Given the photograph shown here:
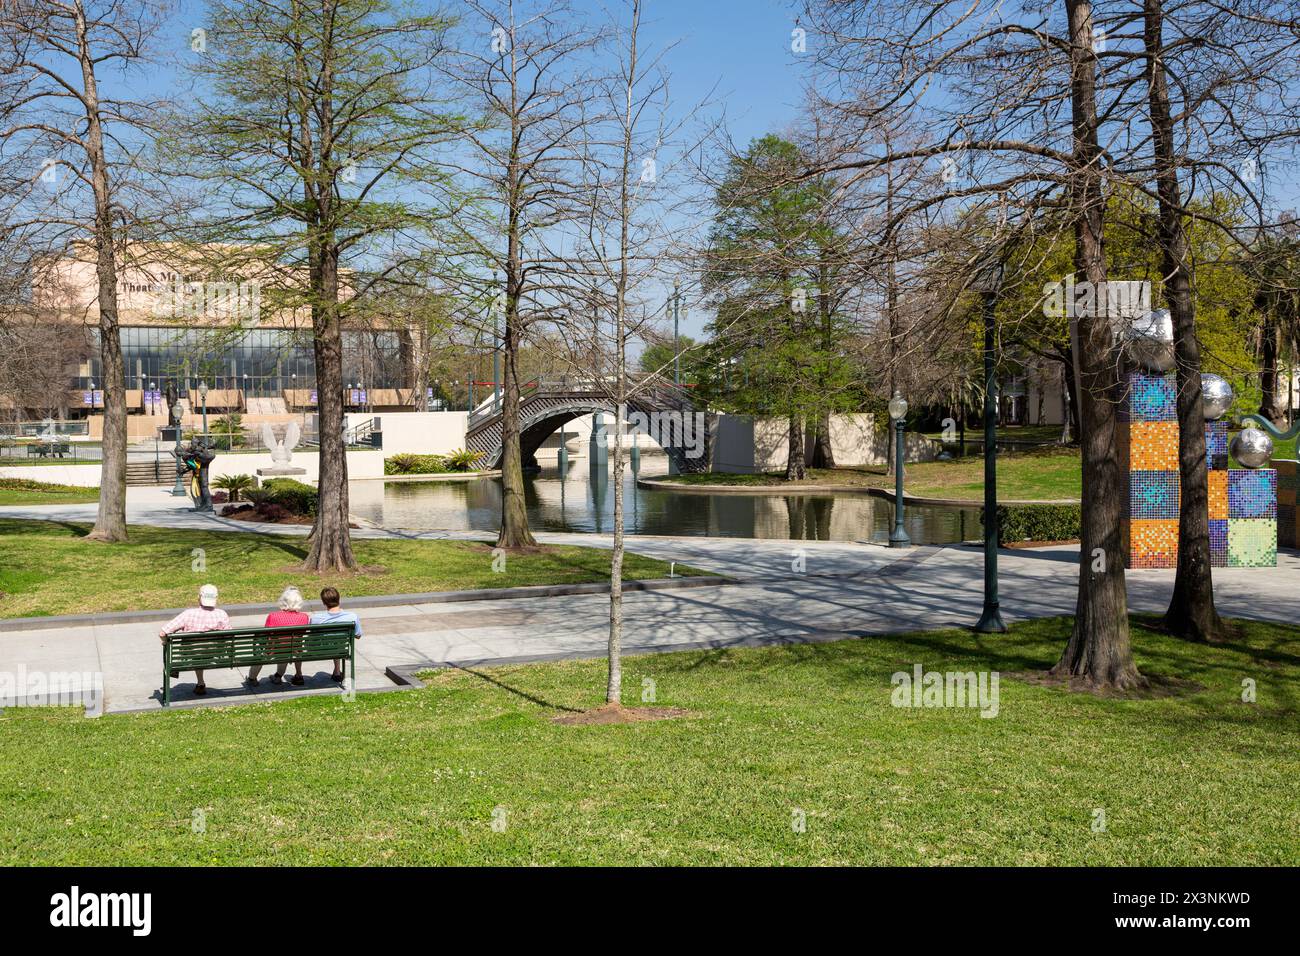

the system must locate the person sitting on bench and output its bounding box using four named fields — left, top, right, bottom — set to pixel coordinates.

left=245, top=586, right=309, bottom=686
left=159, top=584, right=231, bottom=696
left=310, top=586, right=362, bottom=683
